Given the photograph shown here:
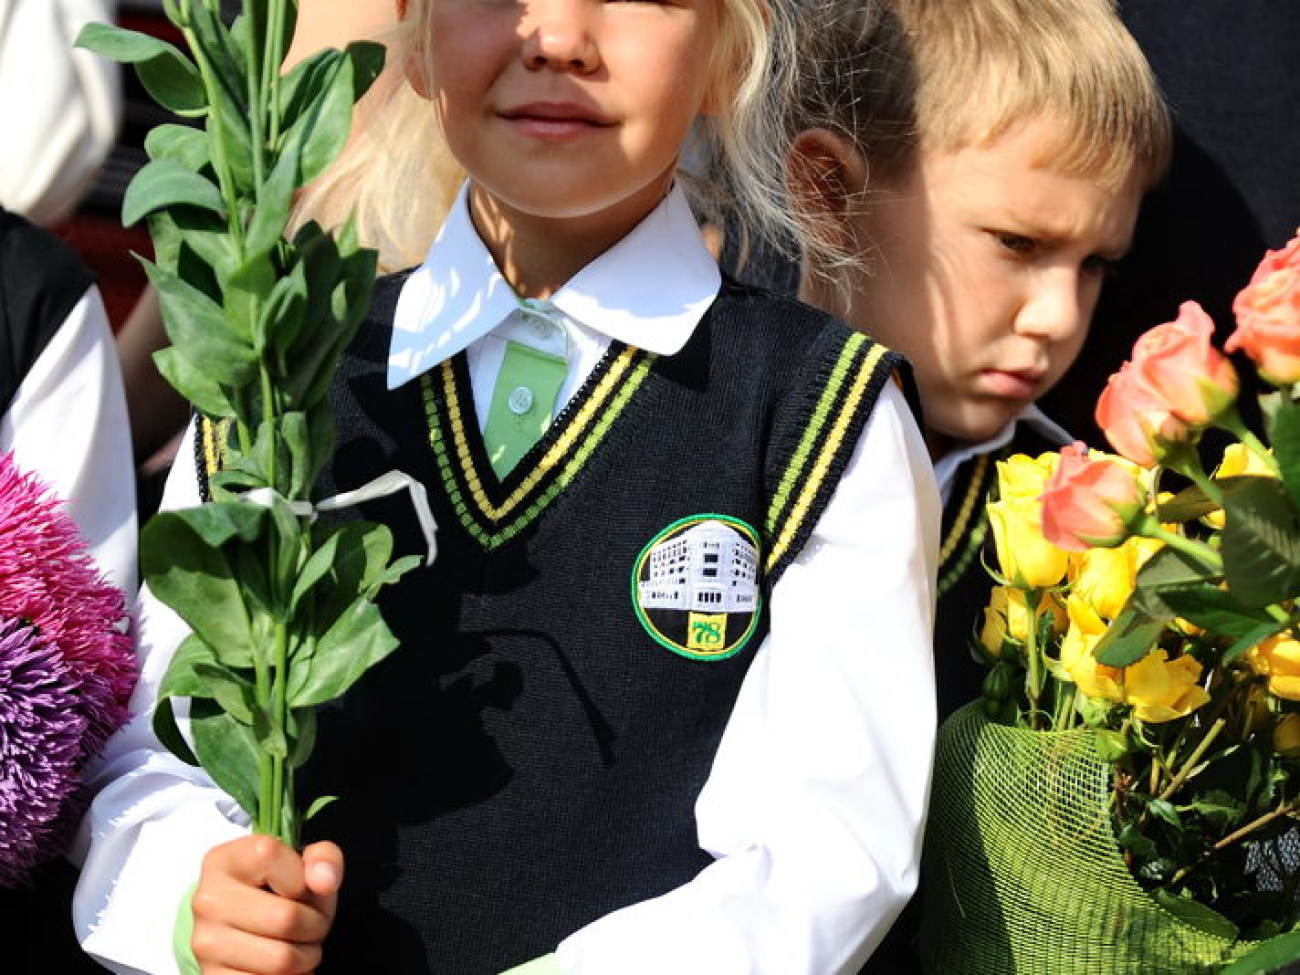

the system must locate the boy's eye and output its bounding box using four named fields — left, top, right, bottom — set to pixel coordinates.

left=1081, top=253, right=1118, bottom=276
left=994, top=232, right=1035, bottom=255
